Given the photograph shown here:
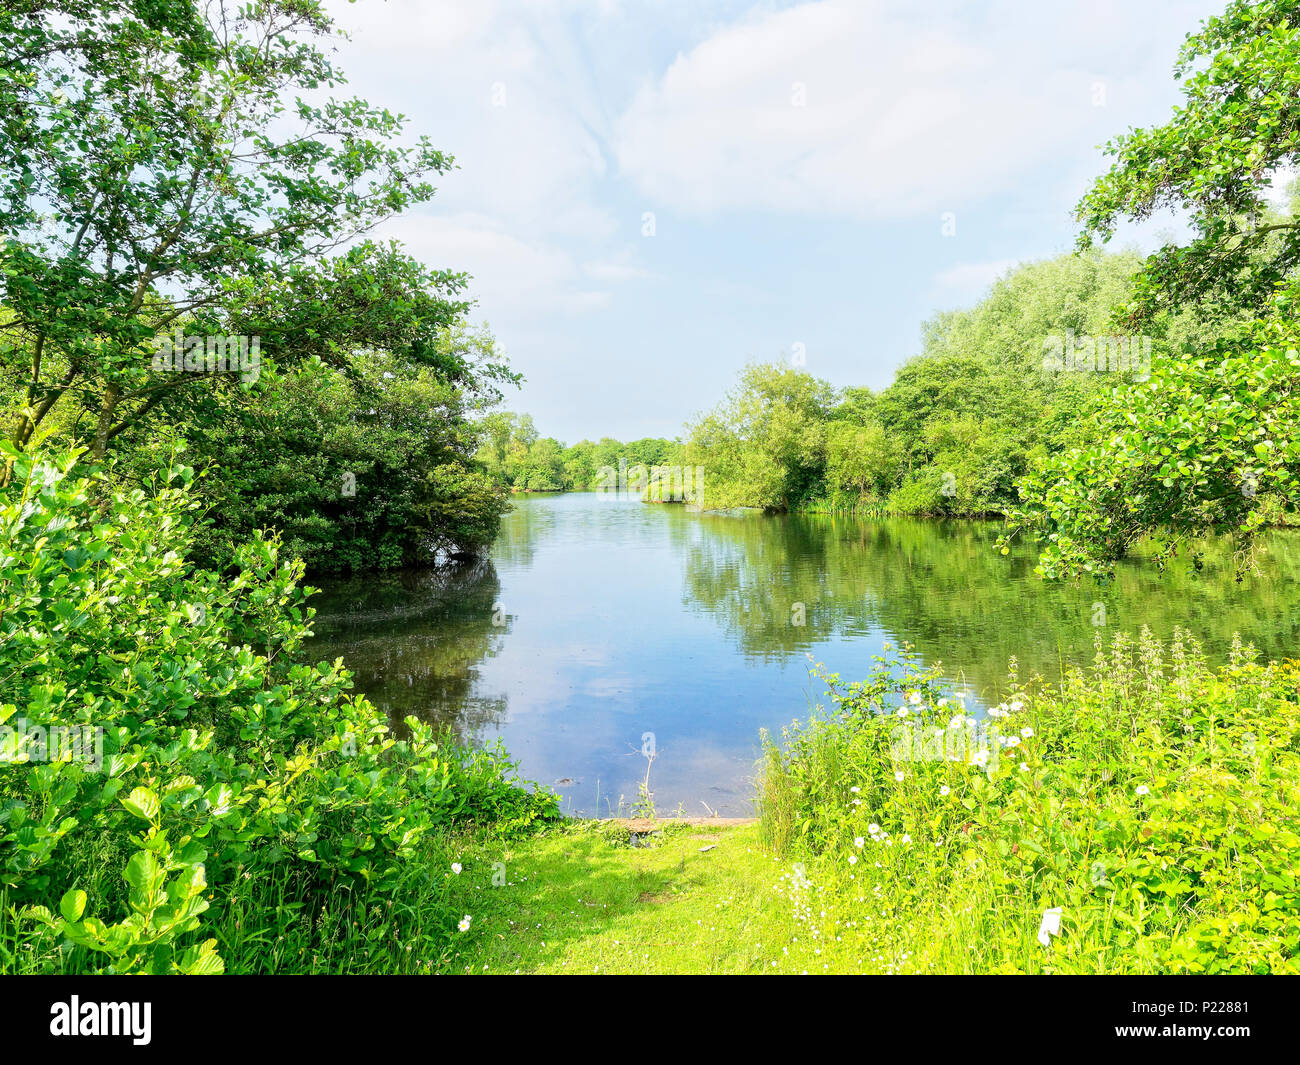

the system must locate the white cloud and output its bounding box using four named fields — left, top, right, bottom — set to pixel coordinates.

left=380, top=213, right=608, bottom=317
left=612, top=0, right=1210, bottom=220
